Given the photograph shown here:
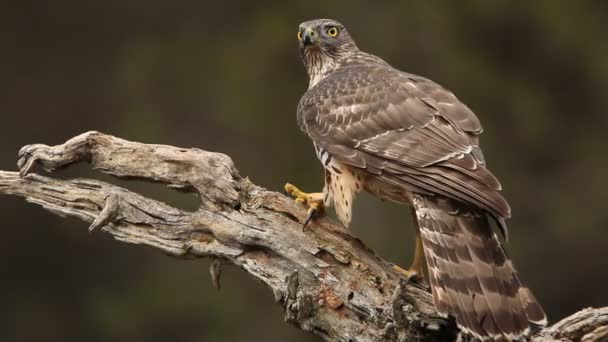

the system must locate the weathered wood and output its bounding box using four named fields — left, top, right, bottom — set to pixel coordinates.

left=0, top=131, right=605, bottom=341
